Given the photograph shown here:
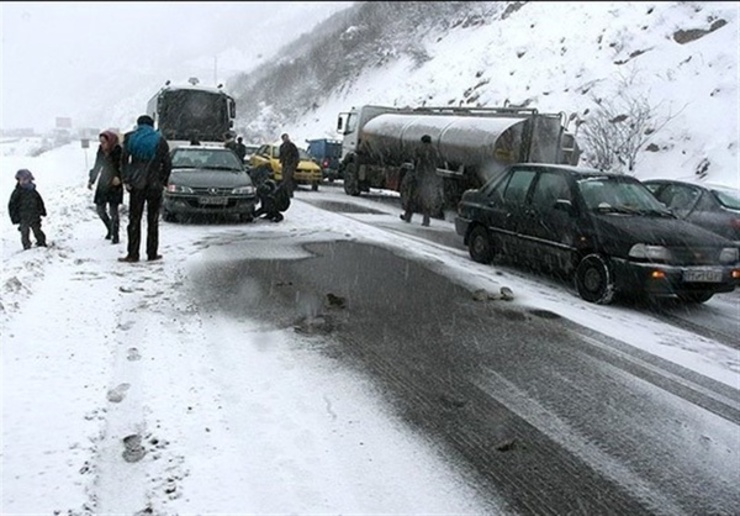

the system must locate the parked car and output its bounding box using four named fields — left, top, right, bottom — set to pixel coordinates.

left=455, top=164, right=740, bottom=304
left=163, top=145, right=257, bottom=223
left=306, top=138, right=343, bottom=182
left=248, top=143, right=322, bottom=191
left=642, top=179, right=740, bottom=245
